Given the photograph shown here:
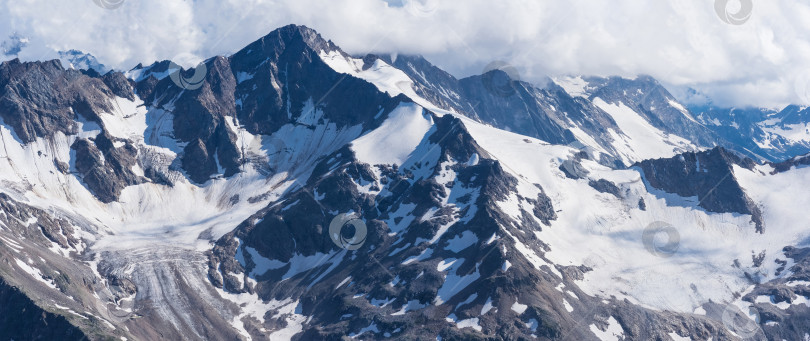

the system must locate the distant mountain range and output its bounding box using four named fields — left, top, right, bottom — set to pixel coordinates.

left=0, top=24, right=809, bottom=340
